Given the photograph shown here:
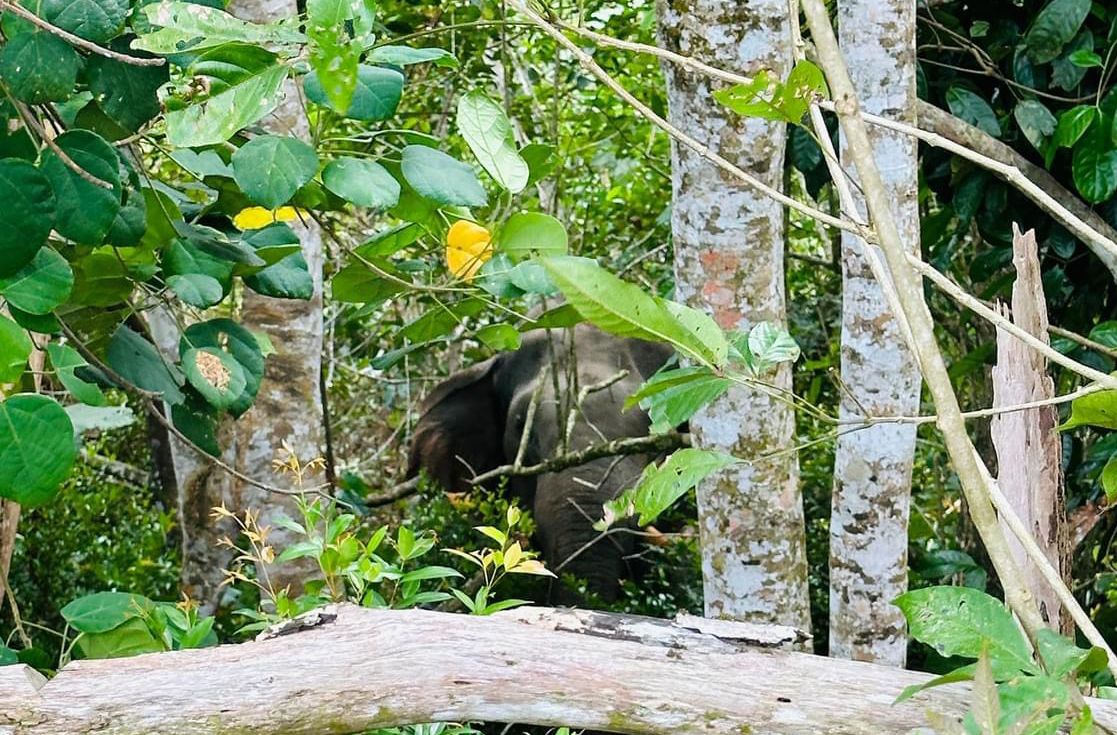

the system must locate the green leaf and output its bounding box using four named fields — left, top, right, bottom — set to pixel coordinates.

left=1103, top=455, right=1117, bottom=502
left=0, top=248, right=73, bottom=315
left=1055, top=105, right=1097, bottom=148
left=714, top=70, right=785, bottom=121
left=47, top=343, right=105, bottom=406
left=748, top=322, right=800, bottom=372
left=475, top=324, right=521, bottom=351
left=0, top=32, right=81, bottom=103
left=354, top=222, right=423, bottom=258
left=457, top=91, right=529, bottom=193
left=1013, top=100, right=1057, bottom=151
left=0, top=316, right=31, bottom=383
left=946, top=87, right=1001, bottom=138
left=368, top=45, right=457, bottom=67
left=243, top=249, right=313, bottom=300
left=167, top=273, right=224, bottom=308
left=0, top=161, right=56, bottom=277
left=632, top=367, right=729, bottom=434
left=475, top=254, right=524, bottom=299
left=400, top=145, right=488, bottom=207
left=66, top=404, right=135, bottom=435
left=1025, top=0, right=1092, bottom=64
left=0, top=394, right=76, bottom=506
left=541, top=256, right=728, bottom=367
left=1035, top=628, right=1108, bottom=678
left=180, top=319, right=265, bottom=417
left=308, top=28, right=361, bottom=118
left=41, top=130, right=122, bottom=245
left=521, top=143, right=556, bottom=186
left=231, top=135, right=319, bottom=209
left=304, top=64, right=403, bottom=121
left=894, top=586, right=1039, bottom=678
left=133, top=1, right=305, bottom=54
left=1069, top=48, right=1104, bottom=68
left=172, top=390, right=219, bottom=455
left=996, top=675, right=1067, bottom=734
left=175, top=222, right=265, bottom=268
left=166, top=47, right=289, bottom=148
left=61, top=591, right=153, bottom=633
left=181, top=347, right=247, bottom=411
left=107, top=325, right=186, bottom=405
left=598, top=449, right=736, bottom=529
left=322, top=157, right=400, bottom=209
left=507, top=261, right=558, bottom=295
left=70, top=252, right=132, bottom=307
left=0, top=644, right=16, bottom=665
left=1051, top=30, right=1094, bottom=91
left=39, top=0, right=129, bottom=43
left=331, top=262, right=406, bottom=305
left=499, top=212, right=568, bottom=261
left=1072, top=125, right=1117, bottom=204
left=85, top=44, right=168, bottom=132
left=76, top=617, right=164, bottom=659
